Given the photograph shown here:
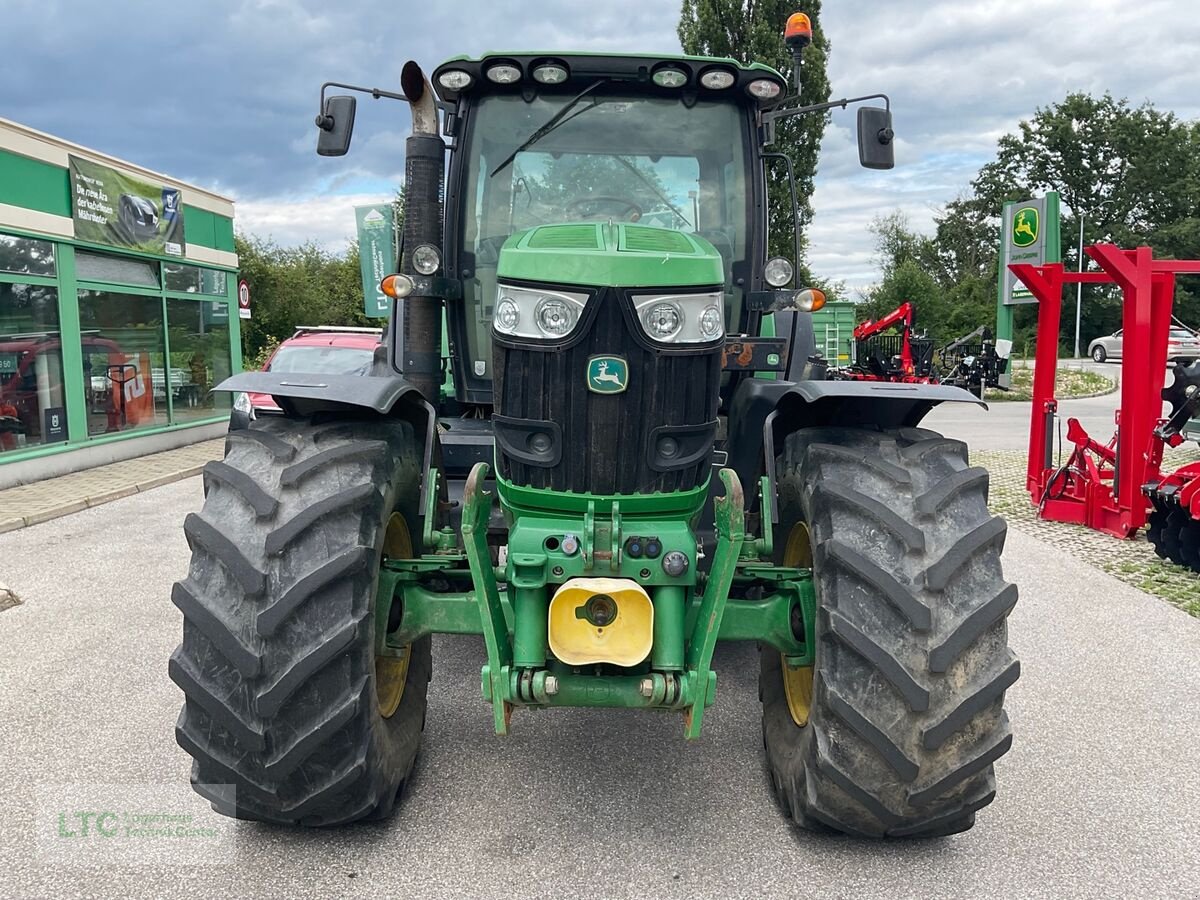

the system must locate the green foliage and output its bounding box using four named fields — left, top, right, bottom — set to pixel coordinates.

left=235, top=234, right=375, bottom=362
left=678, top=0, right=831, bottom=278
left=867, top=92, right=1200, bottom=351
